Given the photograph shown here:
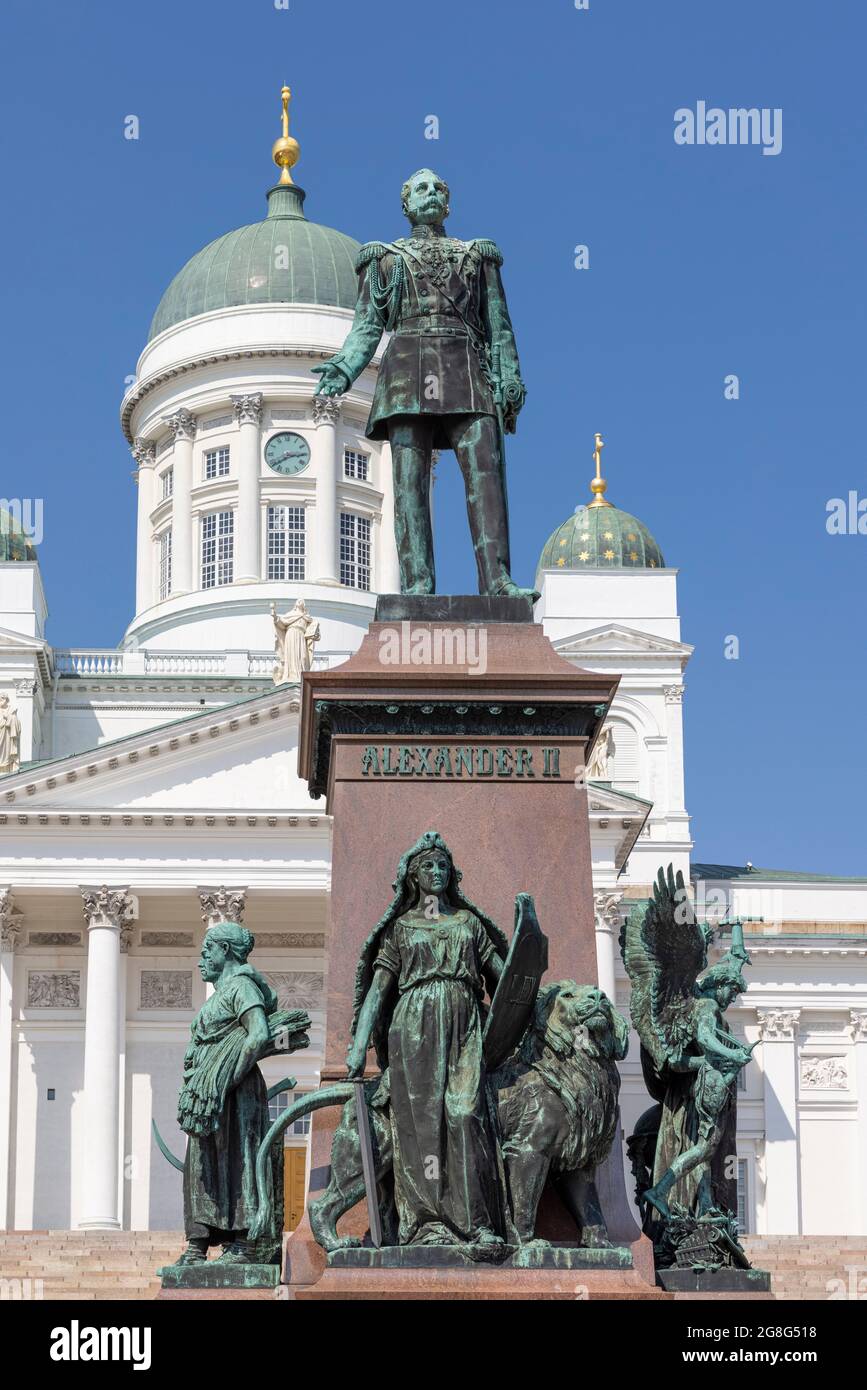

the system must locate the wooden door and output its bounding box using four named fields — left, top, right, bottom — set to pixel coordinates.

left=283, top=1146, right=308, bottom=1231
